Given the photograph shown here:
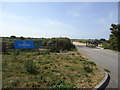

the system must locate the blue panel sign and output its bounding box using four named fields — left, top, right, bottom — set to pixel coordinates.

left=34, top=40, right=42, bottom=49
left=14, top=40, right=34, bottom=49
